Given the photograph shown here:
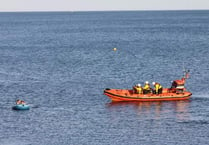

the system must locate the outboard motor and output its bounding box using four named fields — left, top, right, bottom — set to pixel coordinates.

left=170, top=79, right=185, bottom=93
left=170, top=70, right=189, bottom=94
